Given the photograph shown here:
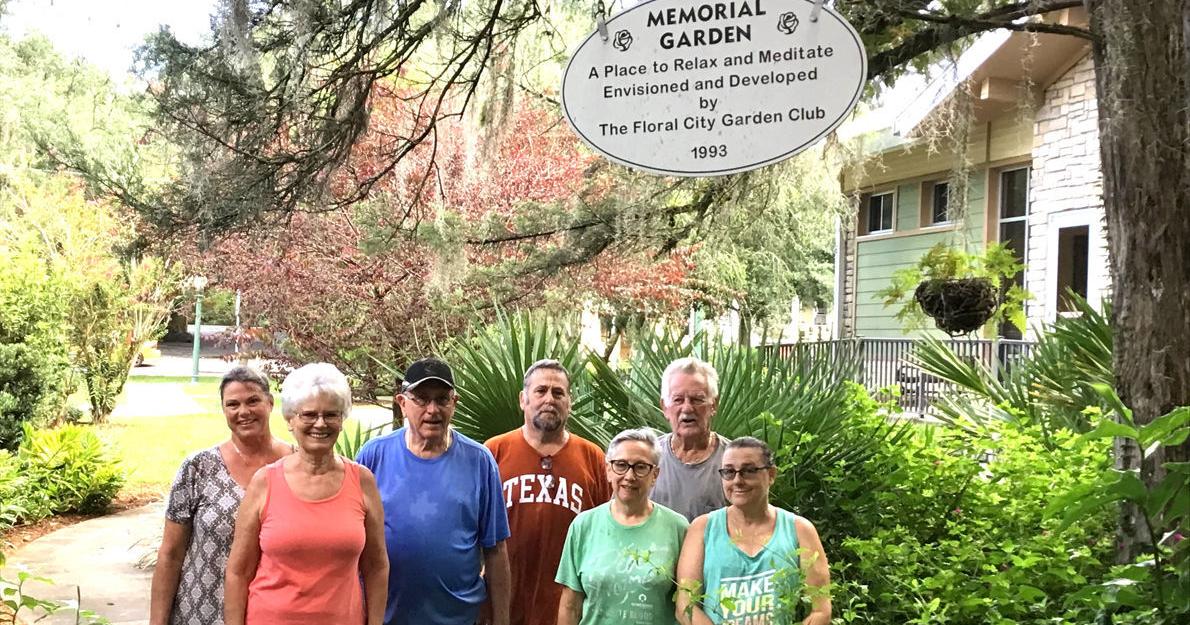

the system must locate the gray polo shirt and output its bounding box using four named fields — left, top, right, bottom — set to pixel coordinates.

left=651, top=432, right=730, bottom=521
